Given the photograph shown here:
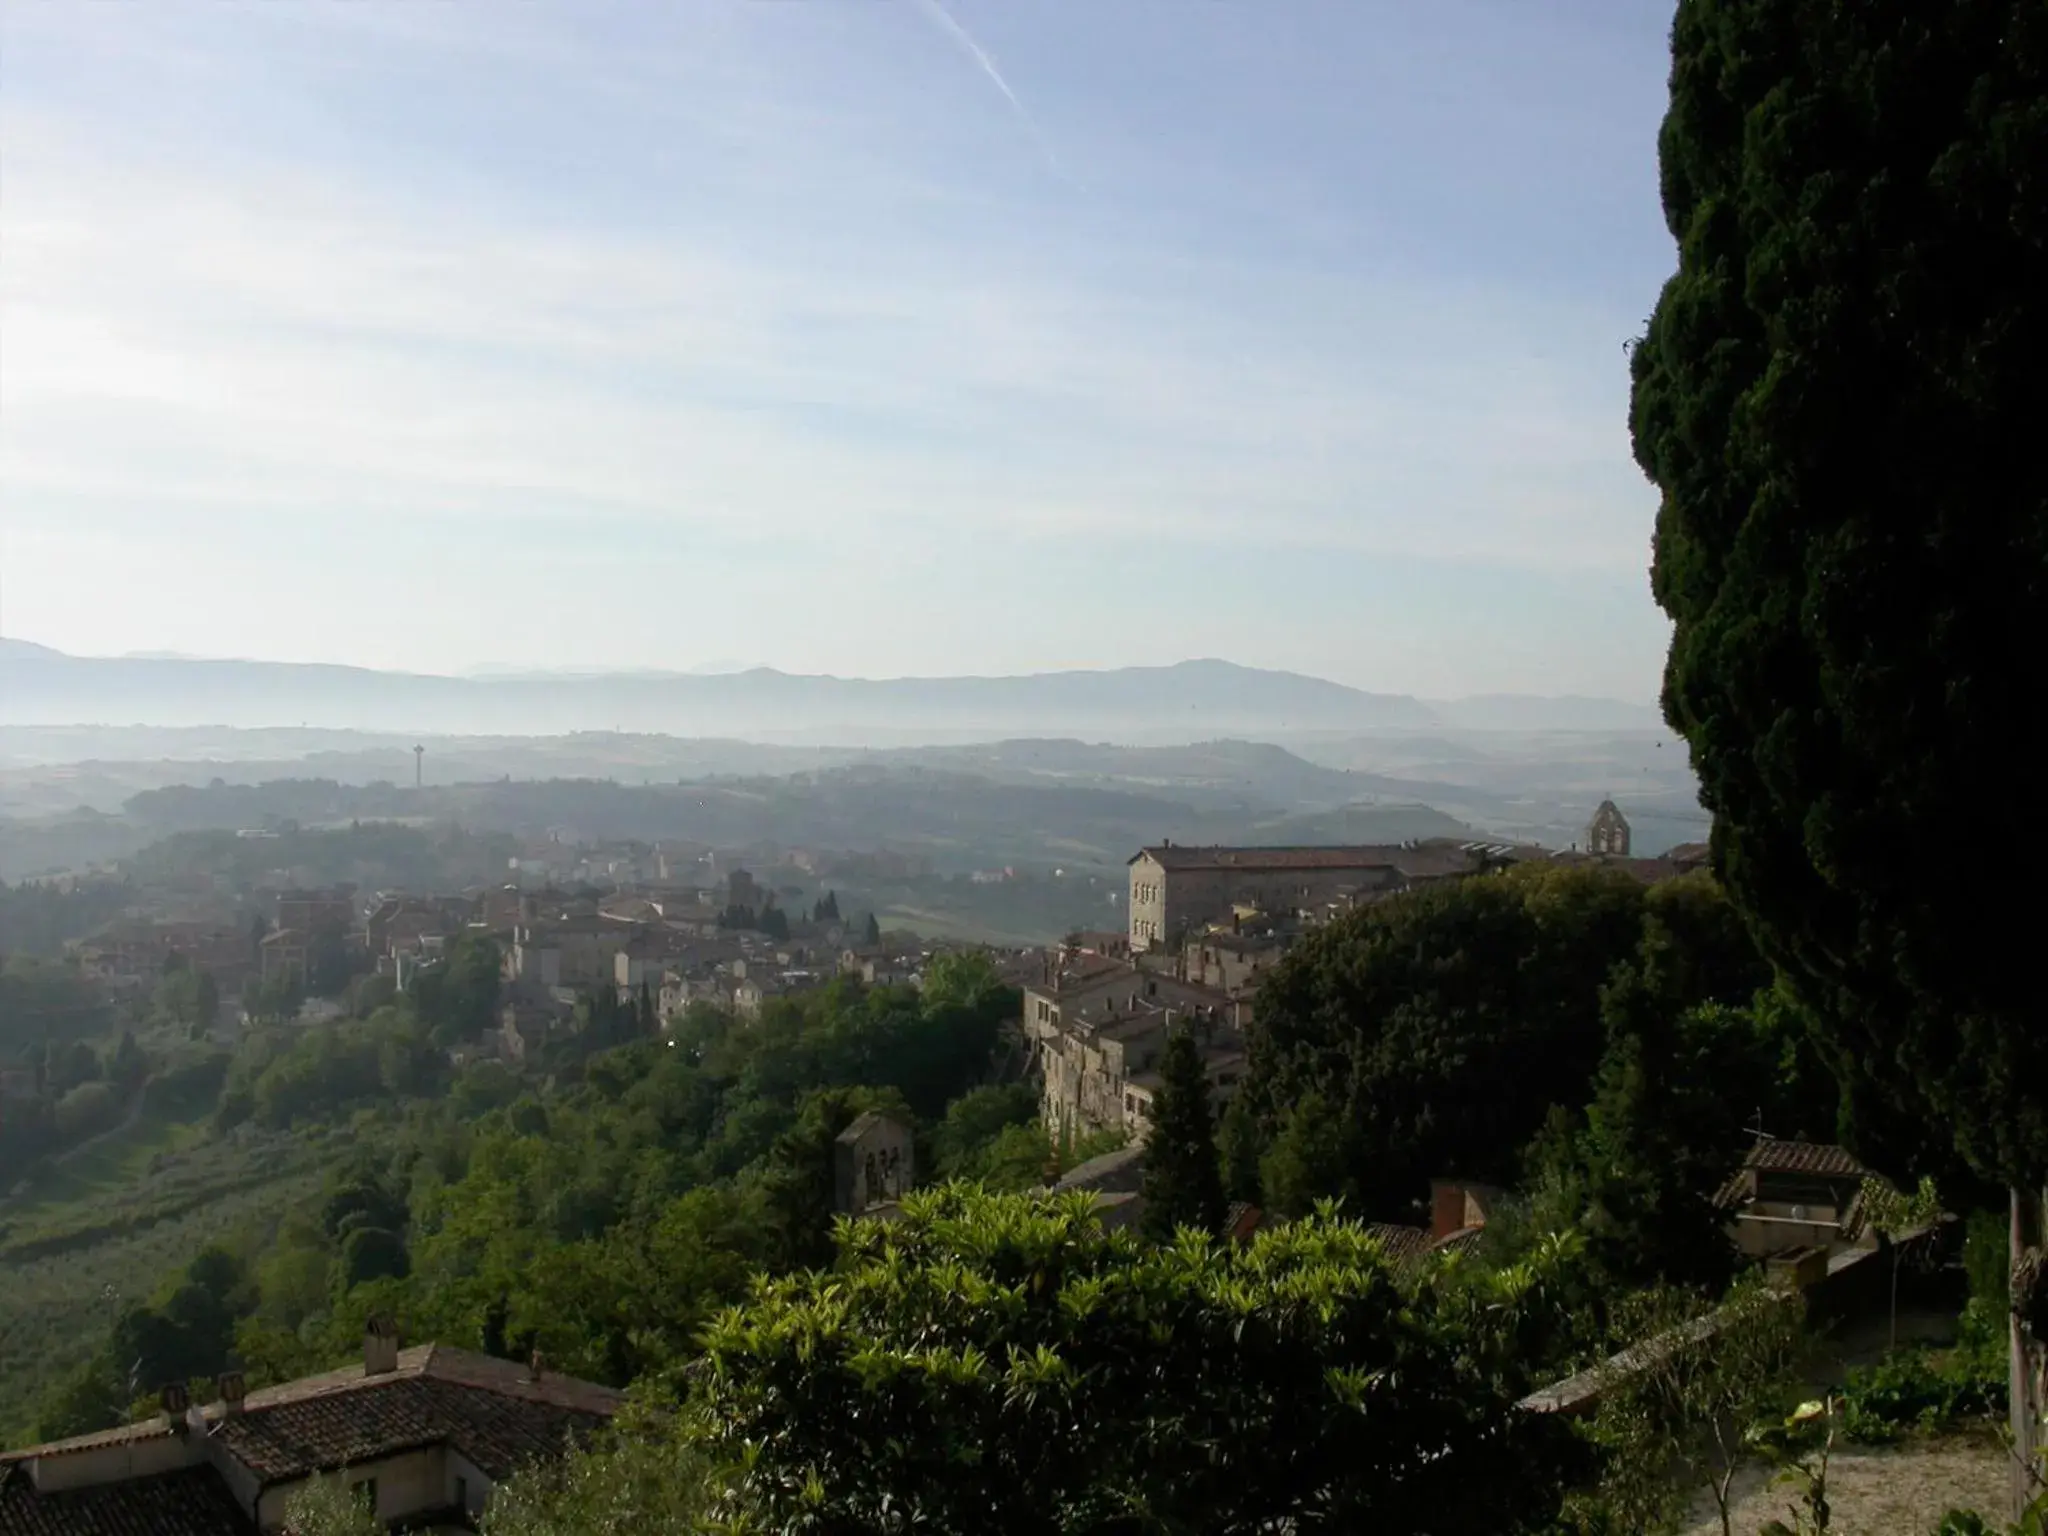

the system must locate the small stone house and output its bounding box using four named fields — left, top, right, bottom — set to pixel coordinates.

left=0, top=1321, right=621, bottom=1533
left=834, top=1111, right=914, bottom=1214
left=1715, top=1136, right=1875, bottom=1258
